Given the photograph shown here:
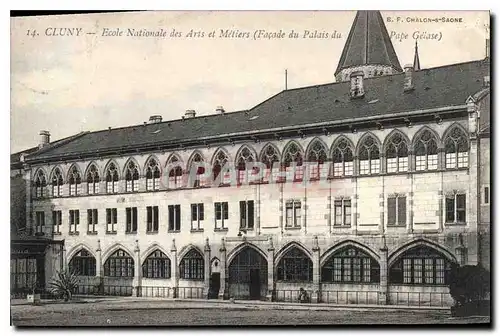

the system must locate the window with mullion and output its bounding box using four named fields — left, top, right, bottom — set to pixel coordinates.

left=35, top=211, right=45, bottom=233
left=69, top=210, right=80, bottom=233
left=445, top=127, right=469, bottom=169
left=215, top=202, right=229, bottom=229
left=52, top=210, right=62, bottom=234
left=333, top=199, right=351, bottom=226
left=387, top=195, right=406, bottom=226
left=126, top=207, right=138, bottom=233
left=146, top=206, right=159, bottom=232
left=191, top=203, right=204, bottom=230
left=142, top=250, right=171, bottom=279
left=168, top=205, right=181, bottom=231
left=239, top=200, right=254, bottom=230
left=445, top=193, right=466, bottom=224
left=106, top=208, right=117, bottom=233
left=285, top=200, right=301, bottom=228
left=87, top=209, right=98, bottom=233
left=321, top=247, right=379, bottom=283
